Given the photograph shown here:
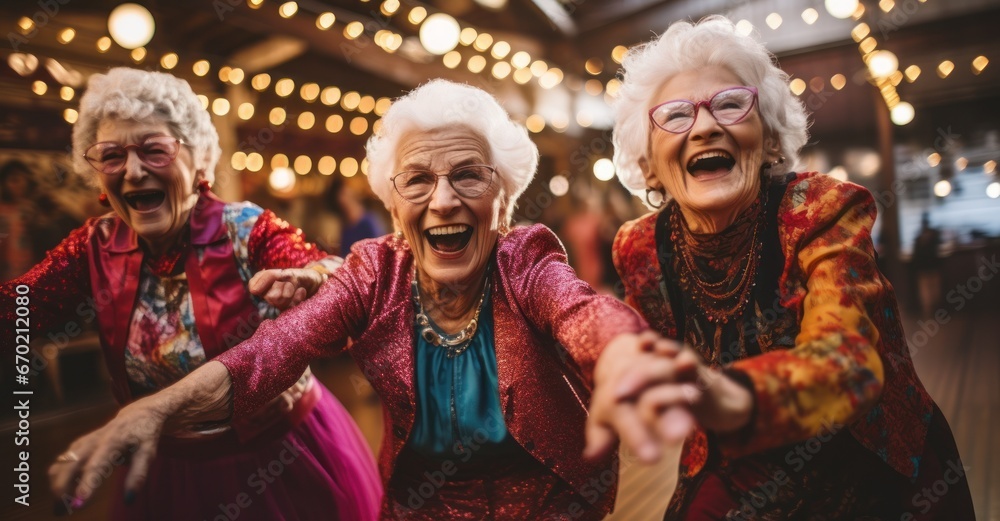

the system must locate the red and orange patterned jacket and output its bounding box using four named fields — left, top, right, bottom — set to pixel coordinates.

left=613, top=172, right=934, bottom=480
